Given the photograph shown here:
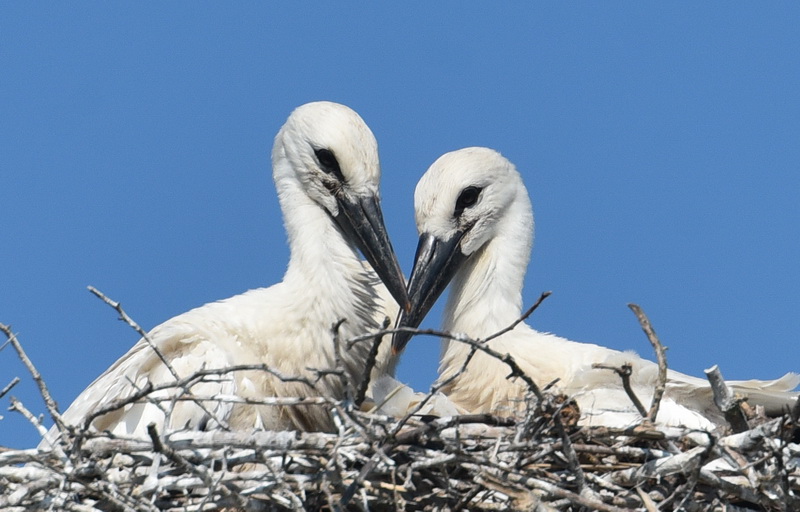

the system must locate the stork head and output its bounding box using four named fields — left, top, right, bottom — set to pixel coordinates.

left=392, top=147, right=529, bottom=353
left=272, top=102, right=409, bottom=310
